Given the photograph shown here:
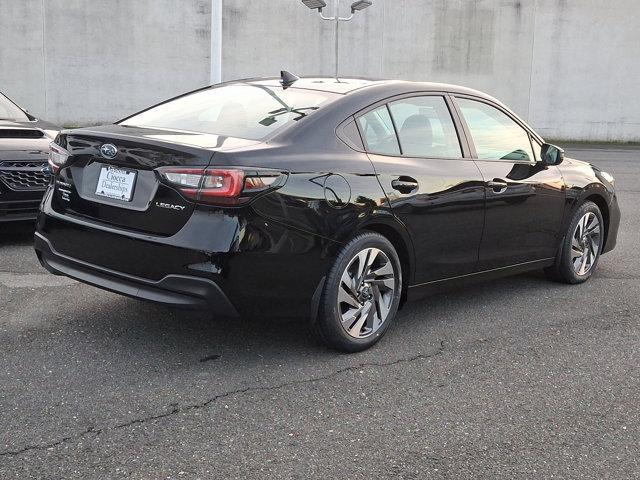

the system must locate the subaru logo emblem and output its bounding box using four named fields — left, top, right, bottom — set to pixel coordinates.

left=100, top=144, right=118, bottom=159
